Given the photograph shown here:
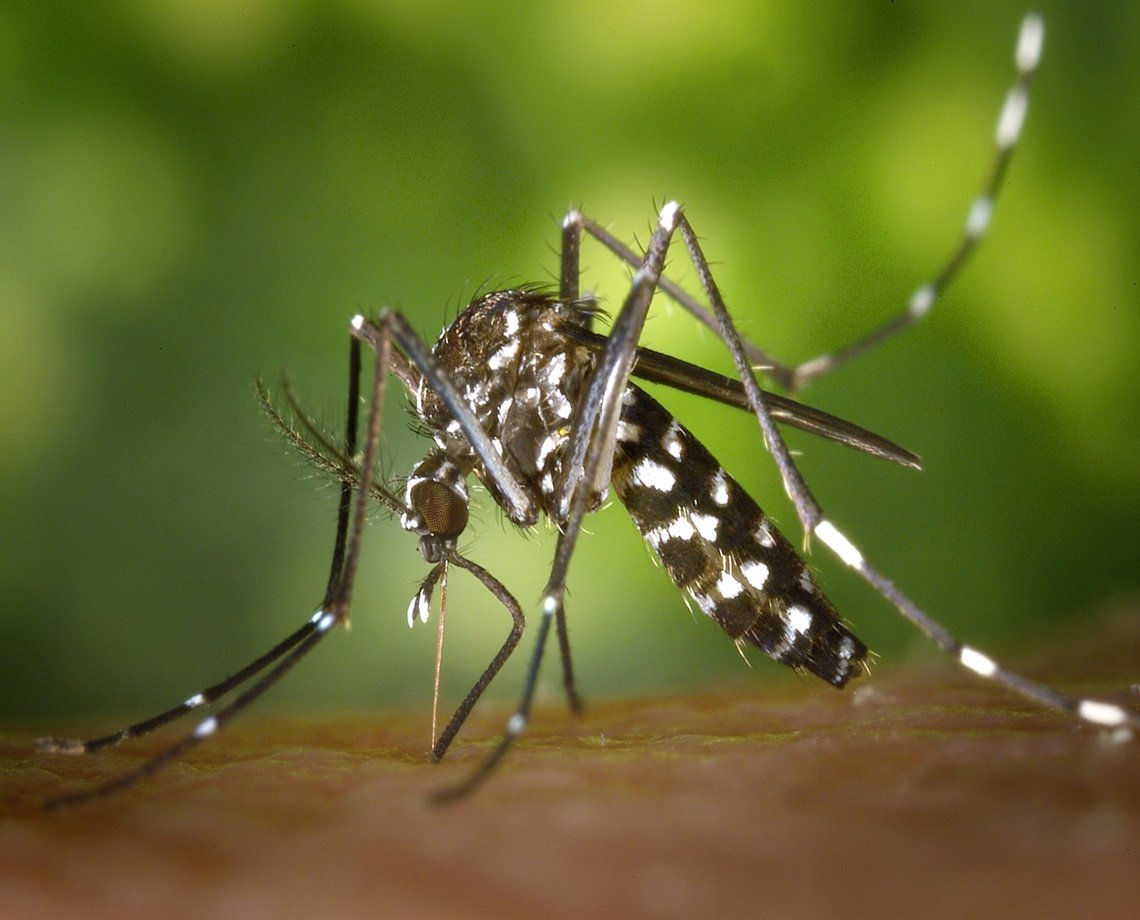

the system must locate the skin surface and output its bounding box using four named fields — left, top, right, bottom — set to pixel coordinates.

left=2, top=611, right=1137, bottom=920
